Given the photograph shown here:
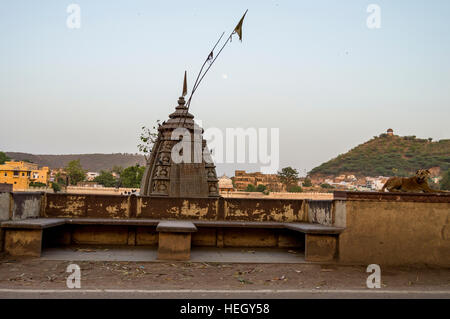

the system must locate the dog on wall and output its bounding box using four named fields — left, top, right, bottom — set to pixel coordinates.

left=381, top=169, right=445, bottom=193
